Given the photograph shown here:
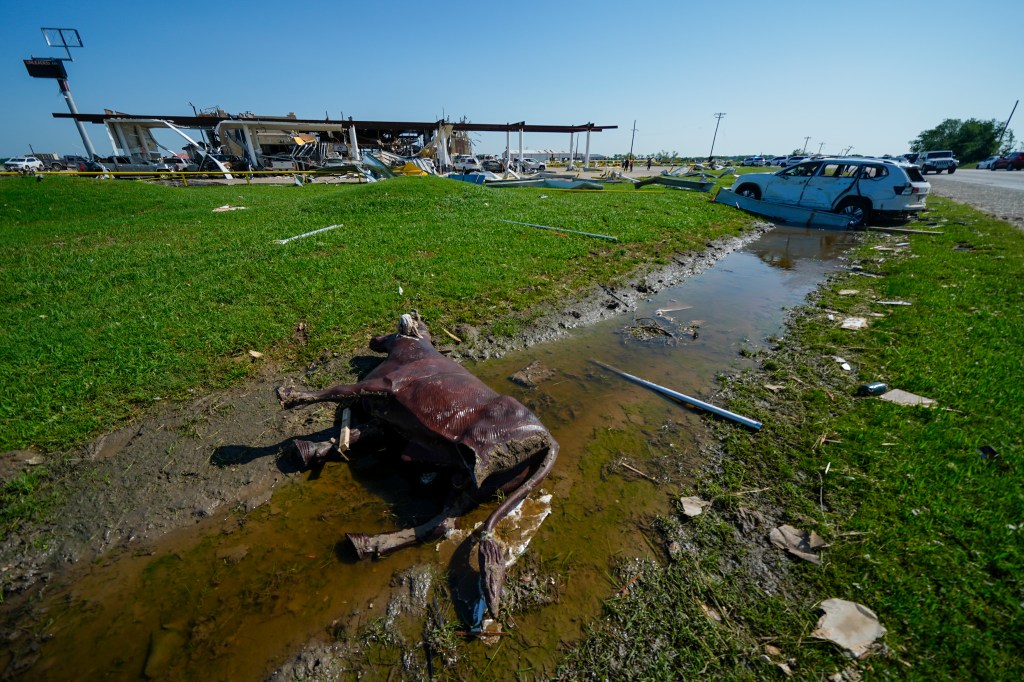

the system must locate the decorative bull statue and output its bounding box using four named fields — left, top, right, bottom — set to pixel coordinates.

left=277, top=312, right=558, bottom=620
